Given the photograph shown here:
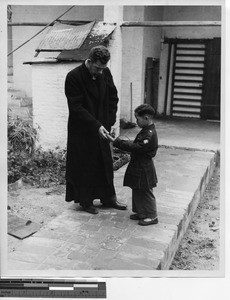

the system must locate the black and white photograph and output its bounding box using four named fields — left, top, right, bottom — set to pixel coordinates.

left=0, top=0, right=229, bottom=298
